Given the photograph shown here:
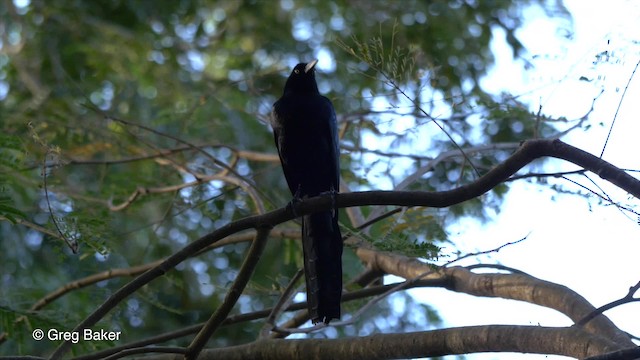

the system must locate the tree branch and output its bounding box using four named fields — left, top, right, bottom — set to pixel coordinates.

left=150, top=326, right=621, bottom=360
left=29, top=229, right=298, bottom=312
left=576, top=280, right=640, bottom=327
left=585, top=346, right=640, bottom=360
left=356, top=248, right=634, bottom=348
left=108, top=173, right=264, bottom=214
left=185, top=226, right=272, bottom=359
